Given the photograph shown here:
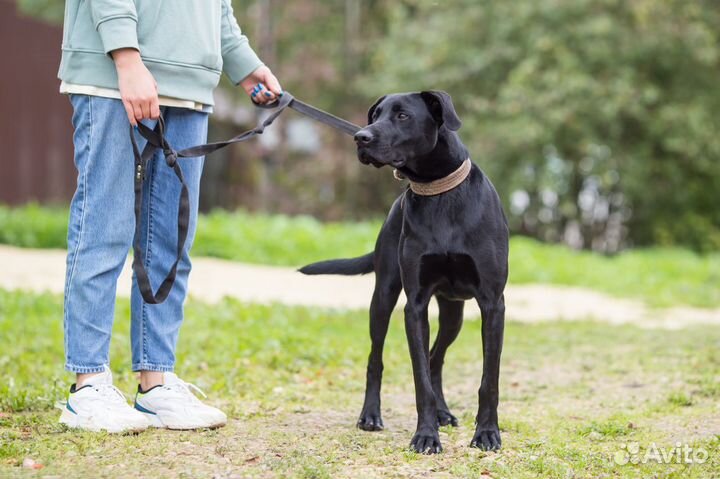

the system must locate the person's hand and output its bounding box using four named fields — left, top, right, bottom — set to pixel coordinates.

left=111, top=48, right=160, bottom=125
left=240, top=65, right=283, bottom=105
